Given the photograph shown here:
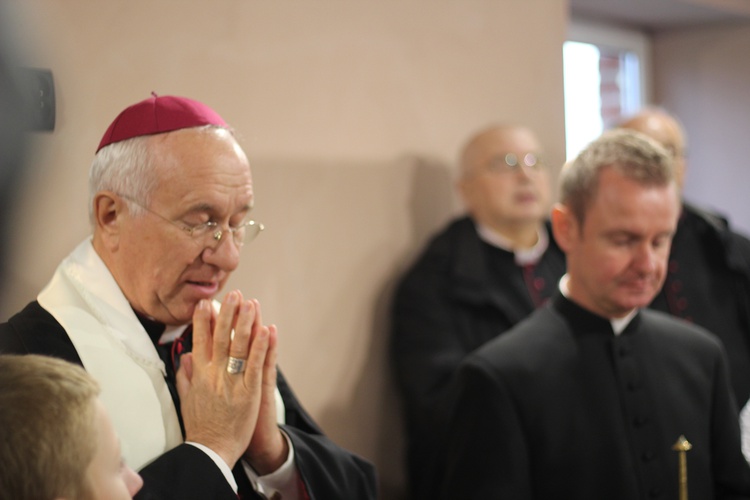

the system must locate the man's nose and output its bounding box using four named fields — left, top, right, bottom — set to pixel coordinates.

left=633, top=243, right=659, bottom=273
left=201, top=233, right=241, bottom=271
